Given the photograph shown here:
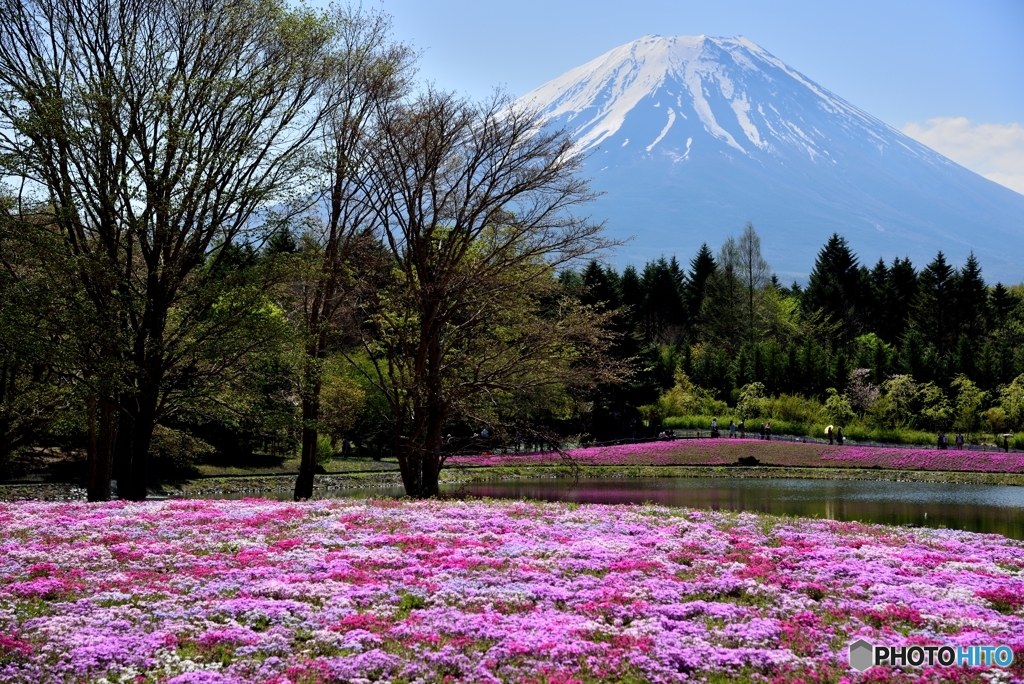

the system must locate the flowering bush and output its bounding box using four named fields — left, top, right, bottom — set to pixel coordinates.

left=1, top=499, right=1022, bottom=683
left=451, top=438, right=1024, bottom=473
